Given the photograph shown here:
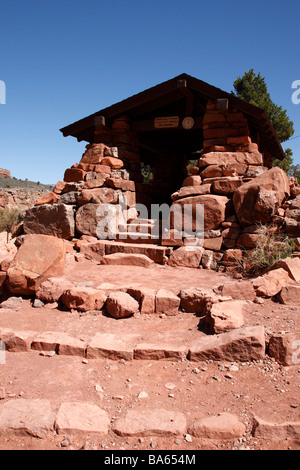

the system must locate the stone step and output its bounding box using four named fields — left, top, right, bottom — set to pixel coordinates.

left=103, top=240, right=172, bottom=263
left=116, top=233, right=161, bottom=245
